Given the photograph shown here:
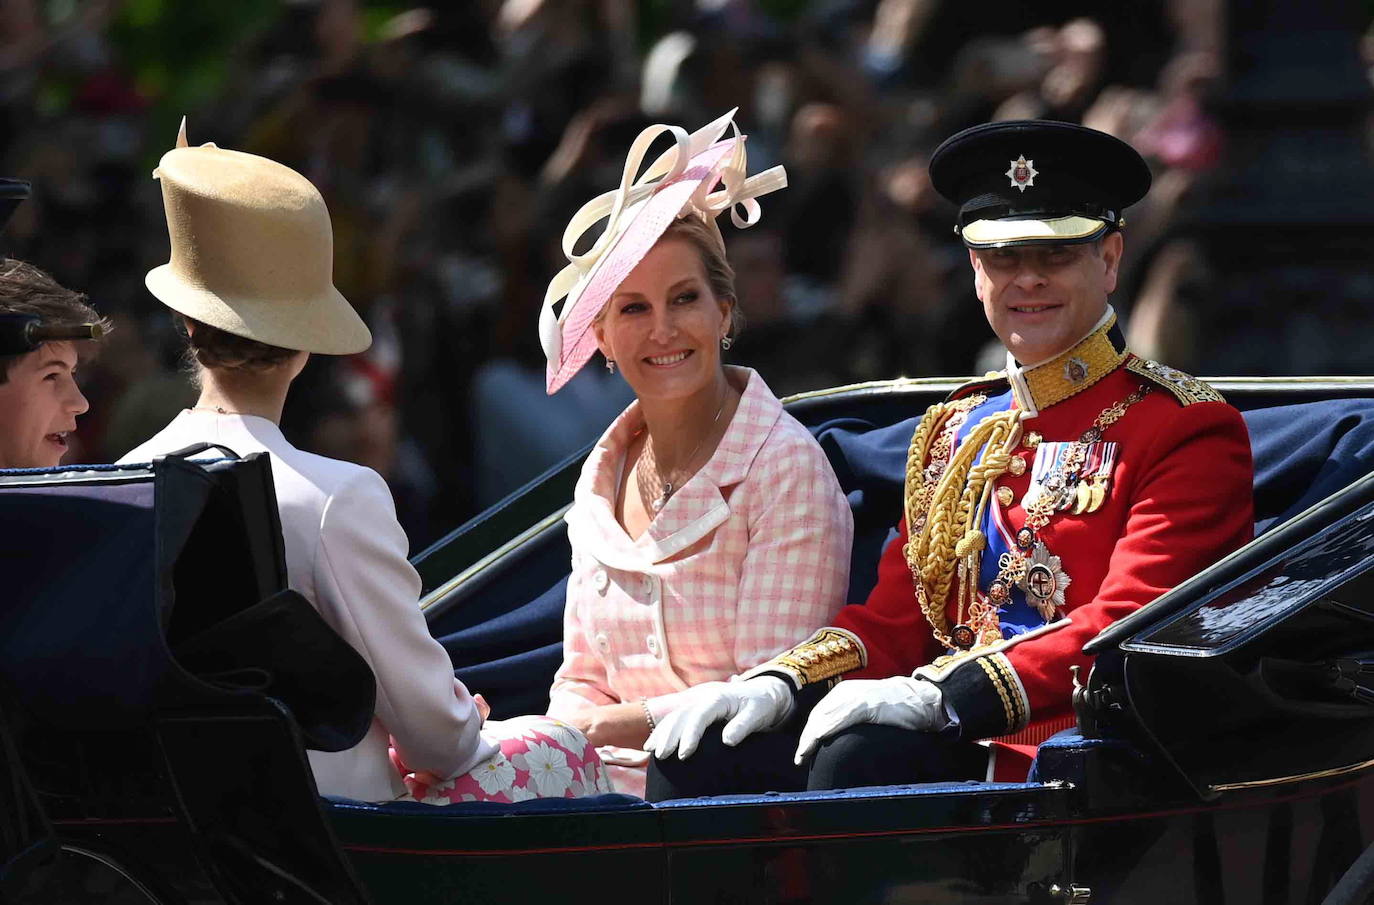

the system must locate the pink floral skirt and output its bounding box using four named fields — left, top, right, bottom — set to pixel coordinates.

left=395, top=716, right=615, bottom=804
